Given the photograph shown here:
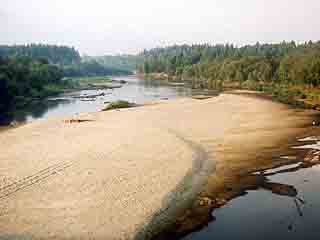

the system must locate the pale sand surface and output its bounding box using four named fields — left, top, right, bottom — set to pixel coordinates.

left=0, top=93, right=315, bottom=239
